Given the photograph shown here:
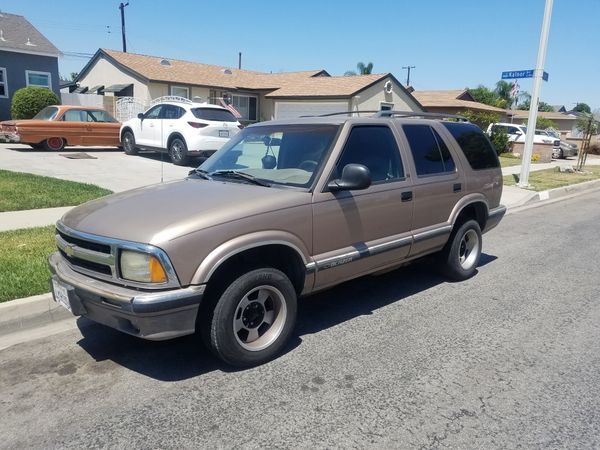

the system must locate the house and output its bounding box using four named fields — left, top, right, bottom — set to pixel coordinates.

left=412, top=89, right=509, bottom=120
left=551, top=105, right=567, bottom=113
left=0, top=12, right=61, bottom=120
left=74, top=49, right=422, bottom=122
left=508, top=110, right=578, bottom=138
